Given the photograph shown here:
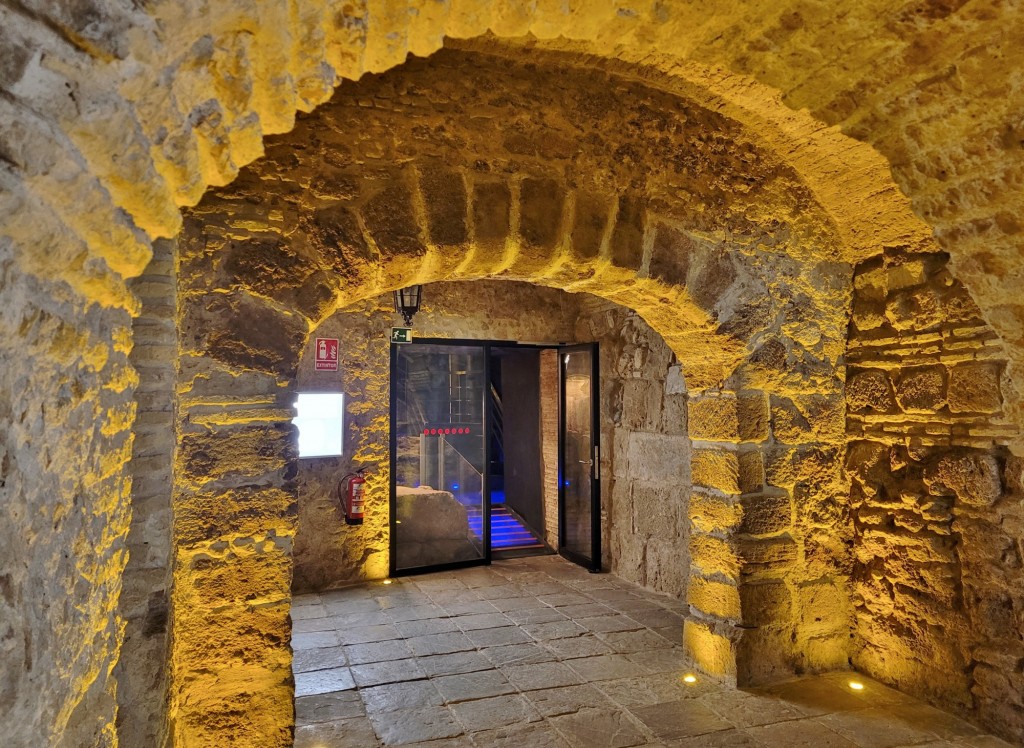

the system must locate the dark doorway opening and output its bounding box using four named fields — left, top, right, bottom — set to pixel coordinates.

left=389, top=339, right=599, bottom=576
left=489, top=347, right=546, bottom=555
